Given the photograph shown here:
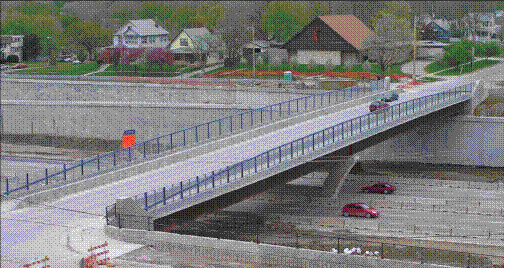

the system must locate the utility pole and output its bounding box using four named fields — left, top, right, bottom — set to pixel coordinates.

left=252, top=26, right=256, bottom=78
left=413, top=16, right=417, bottom=80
